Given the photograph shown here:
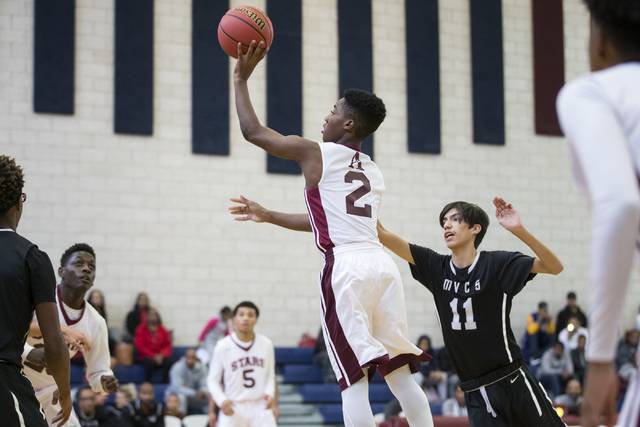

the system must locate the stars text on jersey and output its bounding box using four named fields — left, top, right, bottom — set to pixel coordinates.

left=231, top=356, right=265, bottom=371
